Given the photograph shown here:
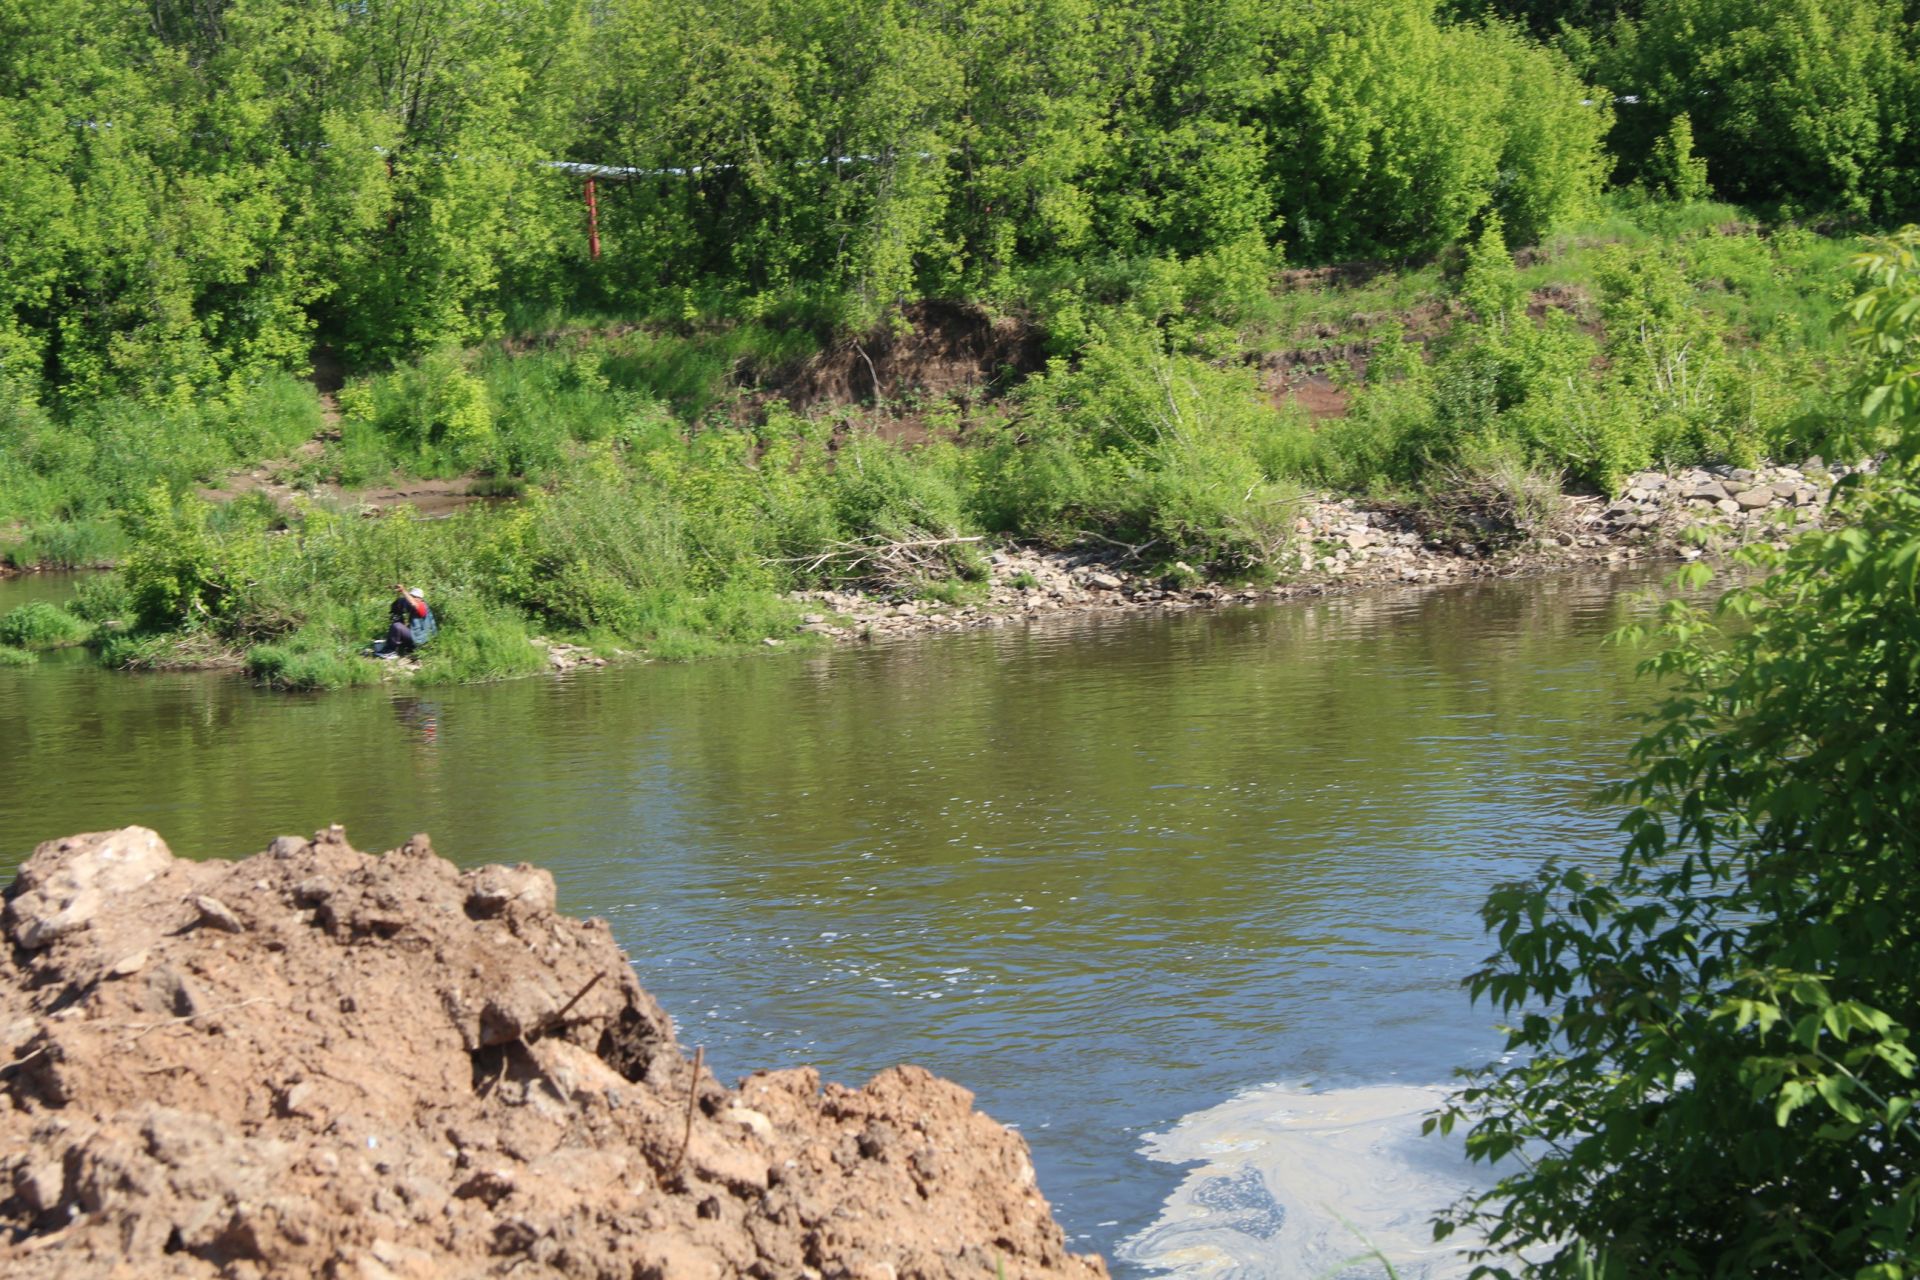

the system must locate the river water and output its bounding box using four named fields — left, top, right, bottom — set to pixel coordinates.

left=0, top=569, right=1677, bottom=1276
